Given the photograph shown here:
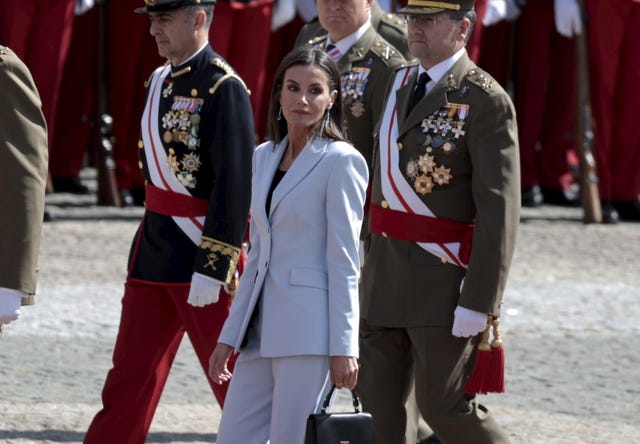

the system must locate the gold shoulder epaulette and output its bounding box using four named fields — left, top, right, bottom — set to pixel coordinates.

left=465, top=68, right=495, bottom=92
left=210, top=57, right=250, bottom=95
left=371, top=39, right=403, bottom=64
left=398, top=60, right=419, bottom=72
left=307, top=35, right=326, bottom=47
left=382, top=12, right=407, bottom=29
